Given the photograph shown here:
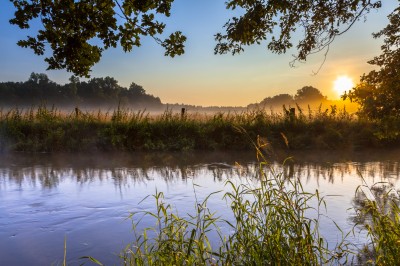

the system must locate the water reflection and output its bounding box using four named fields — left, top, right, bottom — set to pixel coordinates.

left=2, top=153, right=400, bottom=190
left=1, top=150, right=400, bottom=265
